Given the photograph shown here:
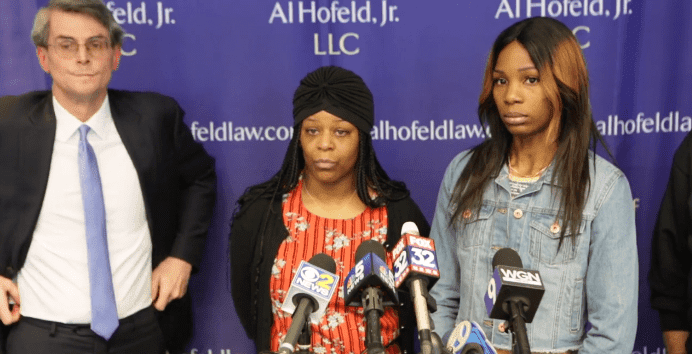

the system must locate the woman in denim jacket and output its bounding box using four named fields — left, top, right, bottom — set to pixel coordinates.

left=429, top=17, right=637, bottom=354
